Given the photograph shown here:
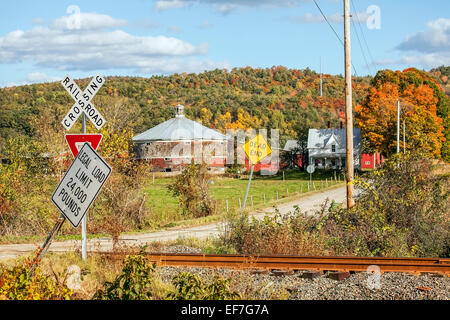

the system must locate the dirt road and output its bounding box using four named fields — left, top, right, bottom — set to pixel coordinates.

left=0, top=185, right=347, bottom=261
